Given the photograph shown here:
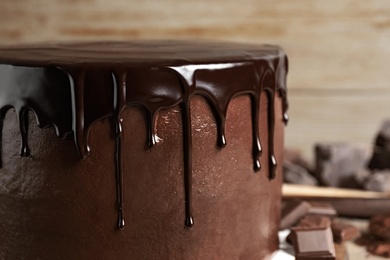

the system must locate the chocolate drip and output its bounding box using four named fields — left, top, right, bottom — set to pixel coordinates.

left=265, top=89, right=277, bottom=179
left=215, top=114, right=227, bottom=148
left=18, top=108, right=30, bottom=157
left=68, top=69, right=89, bottom=159
left=166, top=66, right=195, bottom=227
left=115, top=120, right=125, bottom=230
left=182, top=101, right=194, bottom=228
left=0, top=41, right=288, bottom=230
left=112, top=70, right=127, bottom=230
left=277, top=55, right=289, bottom=125
left=145, top=111, right=158, bottom=147
left=262, top=69, right=278, bottom=179
left=250, top=94, right=262, bottom=171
